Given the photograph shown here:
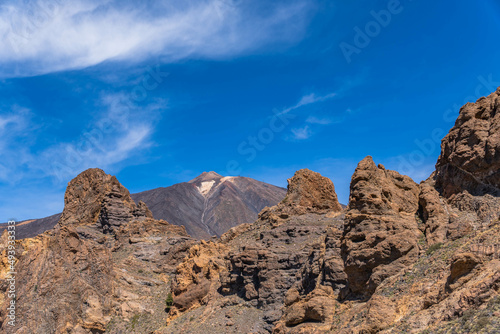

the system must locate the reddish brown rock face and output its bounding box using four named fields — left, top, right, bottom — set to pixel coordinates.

left=342, top=156, right=421, bottom=298
left=419, top=88, right=500, bottom=243
left=435, top=87, right=500, bottom=198
left=59, top=168, right=153, bottom=232
left=0, top=169, right=194, bottom=334
left=258, top=169, right=343, bottom=222
left=283, top=169, right=343, bottom=213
